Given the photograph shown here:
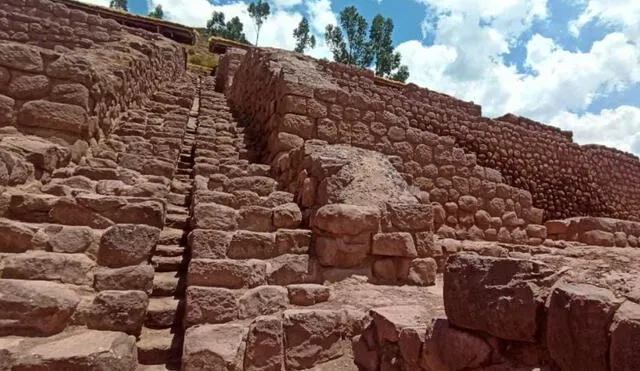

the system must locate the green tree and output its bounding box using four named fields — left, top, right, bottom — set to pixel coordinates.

left=206, top=11, right=227, bottom=36
left=148, top=5, right=163, bottom=19
left=206, top=11, right=249, bottom=44
left=293, top=17, right=316, bottom=53
left=325, top=24, right=348, bottom=63
left=109, top=0, right=127, bottom=11
left=248, top=0, right=270, bottom=46
left=369, top=15, right=409, bottom=82
left=225, top=16, right=249, bottom=44
left=390, top=65, right=409, bottom=83
left=324, top=6, right=371, bottom=68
